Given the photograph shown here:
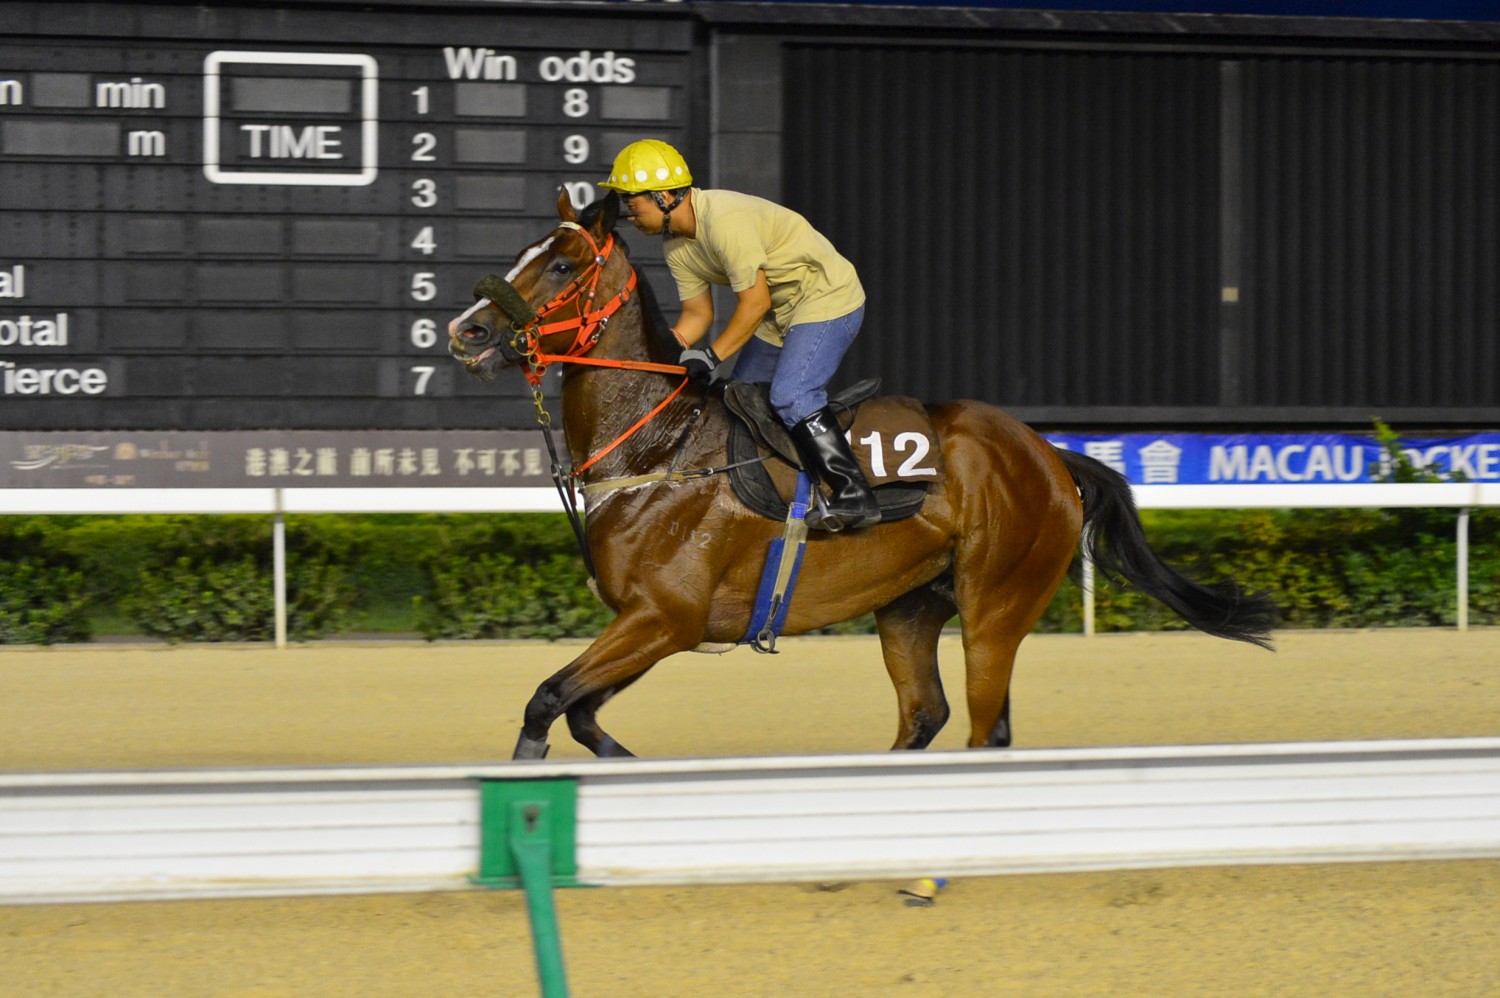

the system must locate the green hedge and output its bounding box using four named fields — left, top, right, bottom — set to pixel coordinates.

left=0, top=521, right=91, bottom=645
left=0, top=505, right=1493, bottom=644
